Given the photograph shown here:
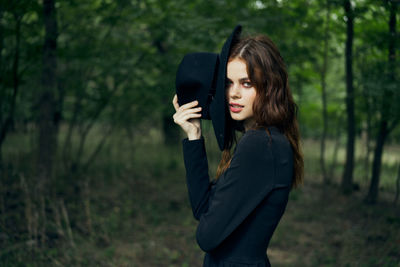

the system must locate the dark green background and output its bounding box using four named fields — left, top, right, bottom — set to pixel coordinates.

left=0, top=0, right=399, bottom=266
